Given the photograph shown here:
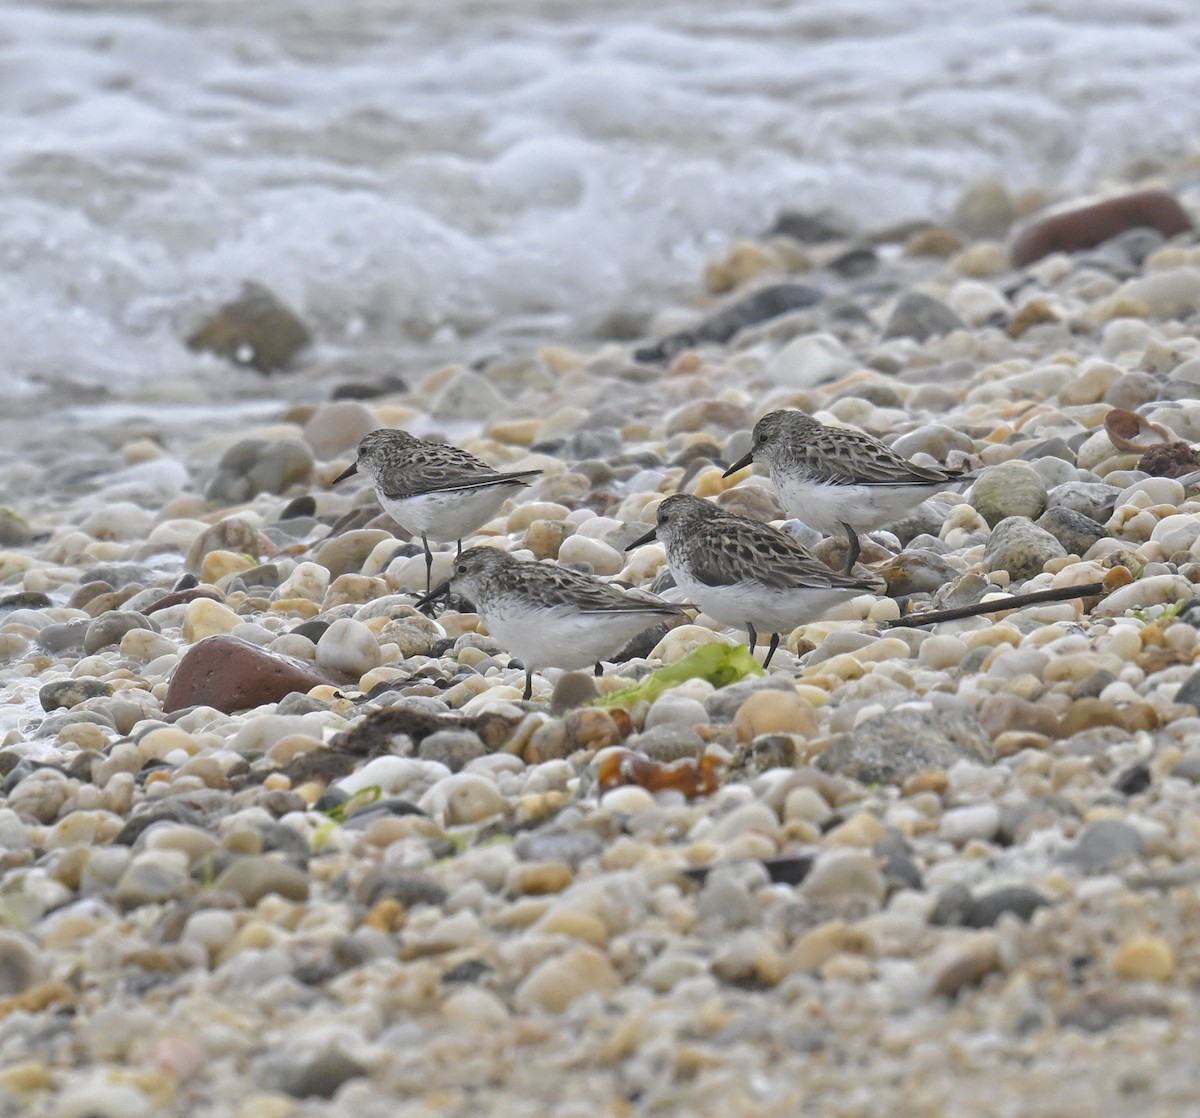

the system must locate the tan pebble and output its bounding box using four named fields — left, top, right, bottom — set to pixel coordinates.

left=506, top=502, right=571, bottom=532
left=181, top=598, right=241, bottom=642
left=267, top=734, right=324, bottom=765
left=537, top=910, right=609, bottom=947
left=722, top=832, right=779, bottom=862
left=993, top=731, right=1051, bottom=758
left=898, top=769, right=946, bottom=797
left=262, top=772, right=291, bottom=792
left=0, top=1059, right=53, bottom=1098
left=0, top=979, right=74, bottom=1019
left=734, top=689, right=819, bottom=742
left=823, top=811, right=886, bottom=847
left=689, top=465, right=743, bottom=497
left=820, top=953, right=874, bottom=982
left=357, top=815, right=416, bottom=848
left=489, top=418, right=543, bottom=445
left=1113, top=936, right=1174, bottom=981
left=524, top=519, right=571, bottom=560
left=507, top=860, right=573, bottom=896
left=931, top=936, right=1000, bottom=997
left=705, top=240, right=779, bottom=293
left=1007, top=299, right=1061, bottom=339
left=223, top=921, right=281, bottom=957
left=137, top=726, right=199, bottom=763
left=201, top=550, right=255, bottom=584
left=232, top=1094, right=297, bottom=1118
left=364, top=898, right=407, bottom=932
left=322, top=574, right=389, bottom=609
left=513, top=944, right=622, bottom=1013
left=905, top=227, right=963, bottom=257
left=816, top=653, right=866, bottom=681
left=56, top=722, right=111, bottom=751
left=293, top=781, right=325, bottom=805
left=786, top=921, right=875, bottom=972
